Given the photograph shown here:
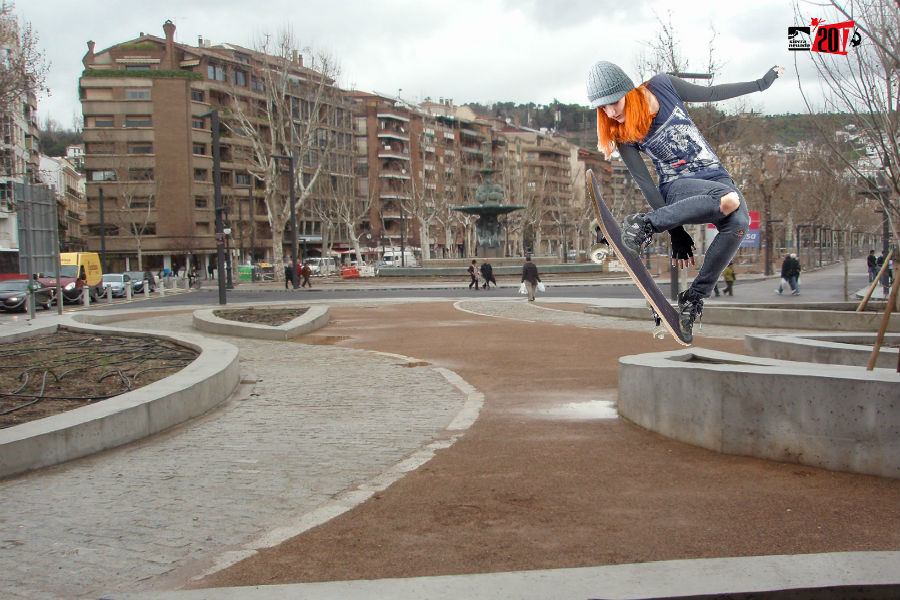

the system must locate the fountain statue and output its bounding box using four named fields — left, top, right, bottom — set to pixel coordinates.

left=452, top=146, right=524, bottom=258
